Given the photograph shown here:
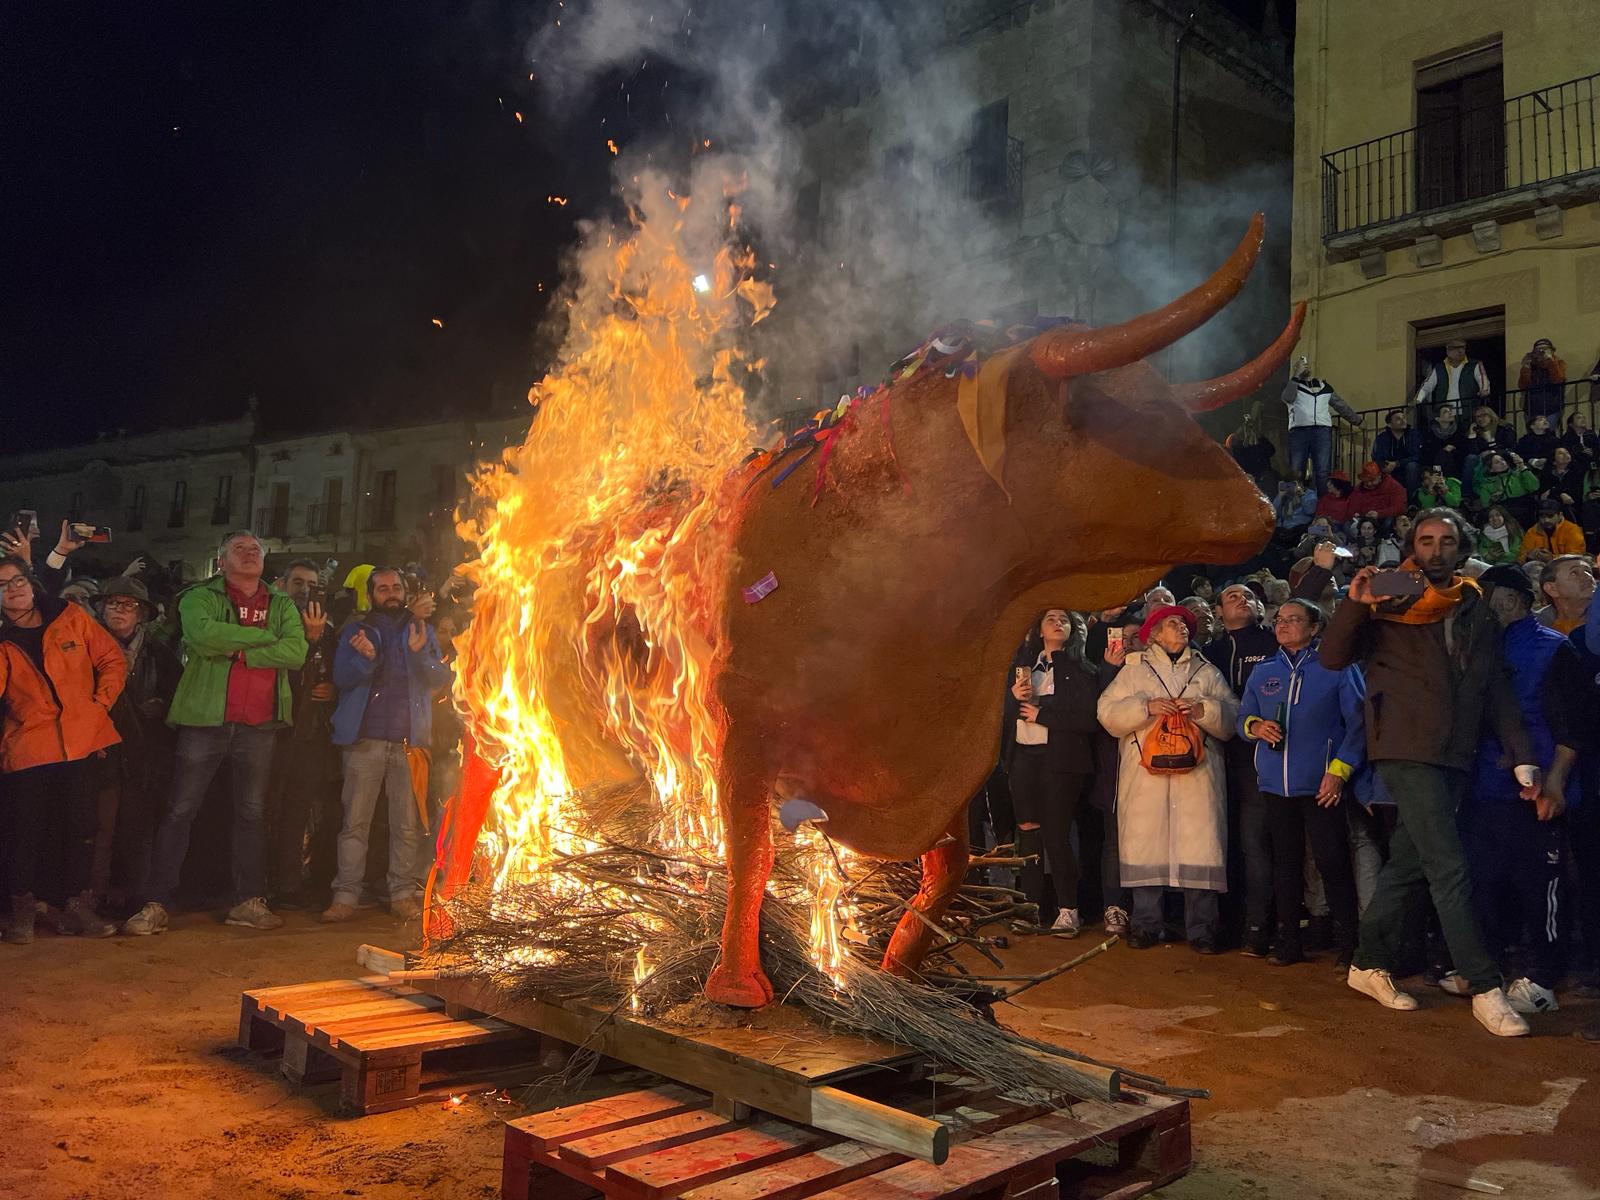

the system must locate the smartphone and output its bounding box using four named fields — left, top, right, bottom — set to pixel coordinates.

left=1331, top=545, right=1355, bottom=559
left=1371, top=568, right=1426, bottom=597
left=70, top=522, right=113, bottom=544
left=8, top=510, right=39, bottom=539
left=1107, top=627, right=1125, bottom=652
